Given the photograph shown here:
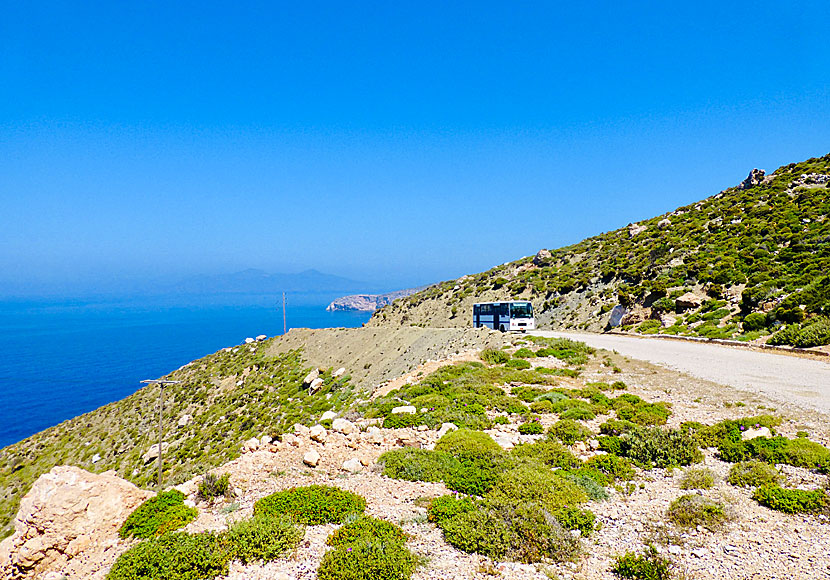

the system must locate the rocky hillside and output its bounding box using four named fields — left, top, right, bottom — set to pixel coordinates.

left=369, top=154, right=830, bottom=347
left=326, top=285, right=430, bottom=312
left=0, top=327, right=503, bottom=539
